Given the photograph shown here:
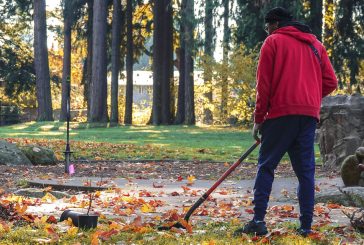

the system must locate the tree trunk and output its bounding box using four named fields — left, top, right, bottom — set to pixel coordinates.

left=34, top=0, right=53, bottom=121
left=124, top=0, right=133, bottom=125
left=203, top=0, right=214, bottom=124
left=221, top=0, right=230, bottom=122
left=184, top=0, right=195, bottom=125
left=60, top=1, right=72, bottom=122
left=85, top=0, right=93, bottom=121
left=175, top=0, right=186, bottom=125
left=111, top=0, right=122, bottom=124
left=161, top=0, right=173, bottom=124
left=89, top=0, right=108, bottom=122
left=151, top=0, right=163, bottom=125
left=308, top=0, right=323, bottom=41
